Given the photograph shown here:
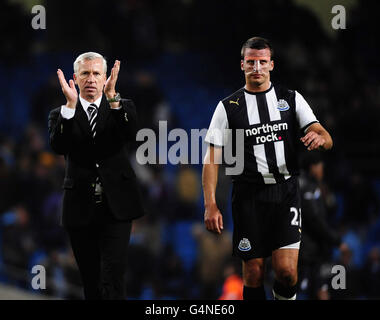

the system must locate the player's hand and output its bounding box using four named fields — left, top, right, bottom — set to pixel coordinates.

left=104, top=60, right=120, bottom=99
left=57, top=69, right=78, bottom=109
left=204, top=203, right=224, bottom=234
left=300, top=131, right=326, bottom=151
